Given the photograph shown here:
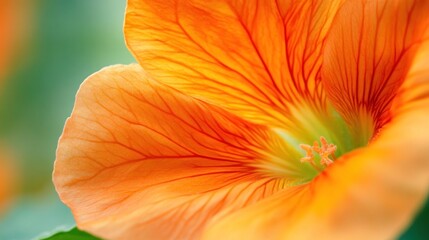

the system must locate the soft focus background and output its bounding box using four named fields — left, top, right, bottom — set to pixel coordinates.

left=0, top=0, right=427, bottom=239
left=0, top=1, right=133, bottom=239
